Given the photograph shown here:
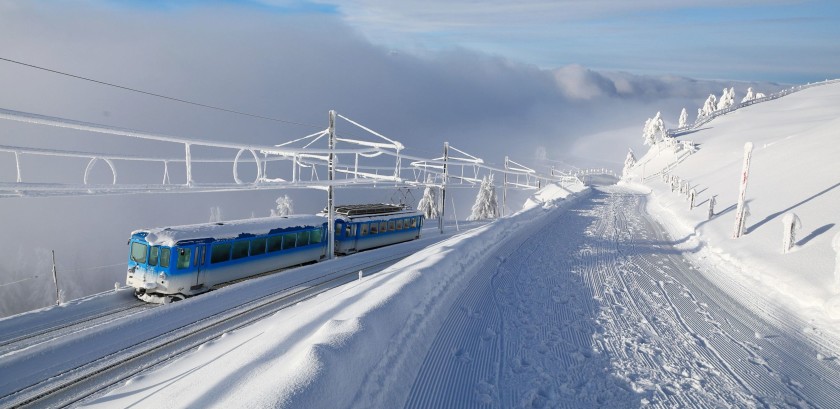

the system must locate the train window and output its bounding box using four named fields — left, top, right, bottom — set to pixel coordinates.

left=149, top=246, right=159, bottom=266
left=380, top=222, right=388, bottom=233
left=360, top=223, right=369, bottom=236
left=410, top=218, right=417, bottom=228
left=232, top=241, right=249, bottom=260
left=370, top=223, right=378, bottom=234
left=396, top=220, right=403, bottom=230
left=310, top=228, right=323, bottom=244
left=177, top=248, right=191, bottom=269
left=267, top=236, right=283, bottom=252
left=350, top=224, right=357, bottom=237
left=130, top=242, right=148, bottom=264
left=335, top=222, right=342, bottom=237
left=282, top=233, right=296, bottom=250
left=160, top=247, right=171, bottom=268
left=344, top=224, right=351, bottom=237
left=388, top=221, right=395, bottom=231
left=297, top=231, right=310, bottom=247
left=251, top=238, right=266, bottom=256
left=211, top=243, right=232, bottom=264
